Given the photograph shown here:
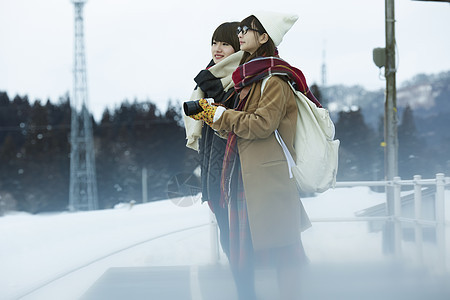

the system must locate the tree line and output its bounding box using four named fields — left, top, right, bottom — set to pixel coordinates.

left=334, top=104, right=443, bottom=183
left=0, top=88, right=446, bottom=215
left=0, top=92, right=197, bottom=214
